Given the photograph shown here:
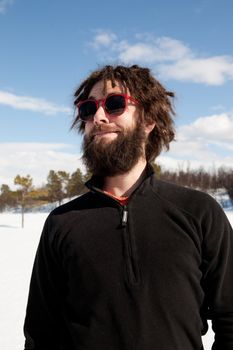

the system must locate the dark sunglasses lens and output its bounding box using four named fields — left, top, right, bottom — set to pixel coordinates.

left=79, top=101, right=97, bottom=121
left=105, top=95, right=126, bottom=115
